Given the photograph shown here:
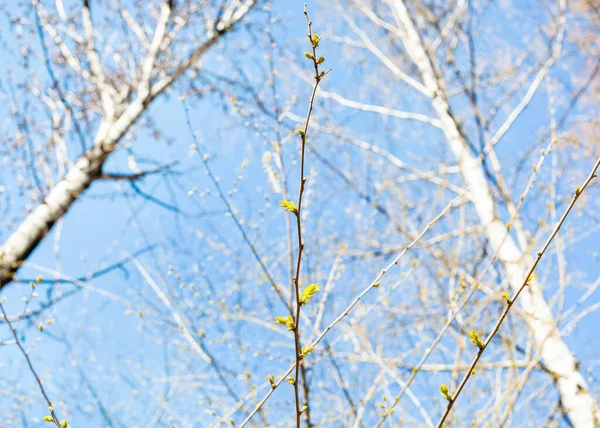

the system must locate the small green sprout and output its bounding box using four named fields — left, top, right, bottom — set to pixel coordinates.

left=275, top=315, right=295, bottom=331
left=300, top=283, right=321, bottom=305
left=440, top=384, right=452, bottom=401
left=300, top=345, right=314, bottom=358
left=279, top=200, right=298, bottom=214
left=468, top=331, right=484, bottom=349
left=287, top=376, right=295, bottom=385
left=311, top=33, right=321, bottom=47
left=501, top=292, right=511, bottom=303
